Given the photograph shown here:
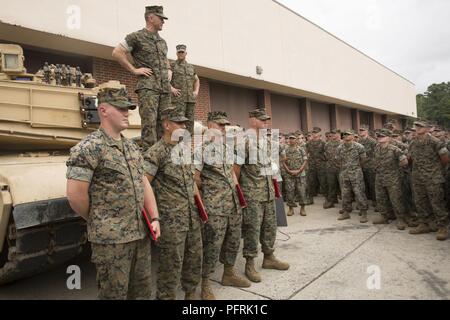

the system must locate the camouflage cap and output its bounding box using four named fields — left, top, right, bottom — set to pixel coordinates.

left=376, top=129, right=391, bottom=137
left=342, top=129, right=356, bottom=136
left=383, top=122, right=395, bottom=129
left=249, top=108, right=271, bottom=120
left=404, top=128, right=412, bottom=133
left=145, top=5, right=168, bottom=20
left=207, top=111, right=230, bottom=125
left=359, top=125, right=369, bottom=131
left=413, top=121, right=427, bottom=127
left=97, top=87, right=136, bottom=110
left=288, top=133, right=297, bottom=139
left=312, top=127, right=322, bottom=133
left=161, top=106, right=189, bottom=122
left=330, top=129, right=340, bottom=134
left=176, top=44, right=187, bottom=52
